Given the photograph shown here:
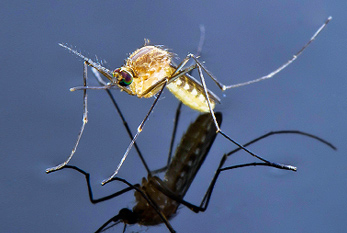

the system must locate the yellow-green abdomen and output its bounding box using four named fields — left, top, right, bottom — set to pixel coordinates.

left=167, top=75, right=216, bottom=112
